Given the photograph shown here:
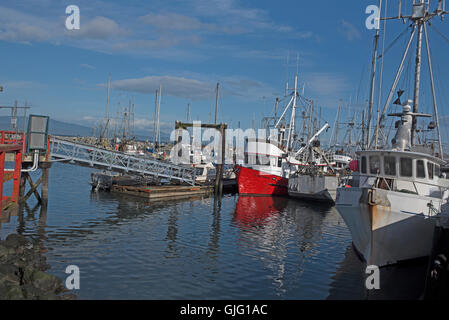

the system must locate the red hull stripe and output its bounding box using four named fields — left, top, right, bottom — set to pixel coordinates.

left=235, top=166, right=288, bottom=196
